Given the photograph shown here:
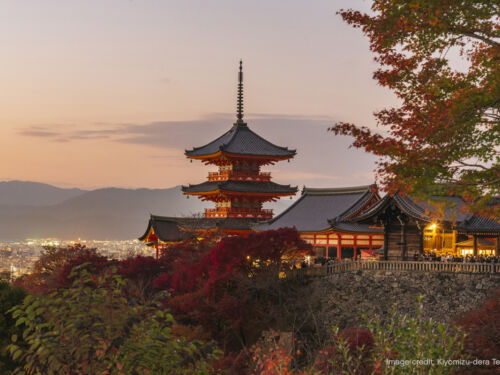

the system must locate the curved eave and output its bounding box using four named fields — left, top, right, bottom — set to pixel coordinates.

left=182, top=189, right=297, bottom=197
left=455, top=228, right=500, bottom=235
left=296, top=228, right=337, bottom=234
left=185, top=150, right=296, bottom=161
left=138, top=222, right=154, bottom=242
left=328, top=224, right=384, bottom=234
left=331, top=187, right=380, bottom=223
left=353, top=194, right=431, bottom=223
